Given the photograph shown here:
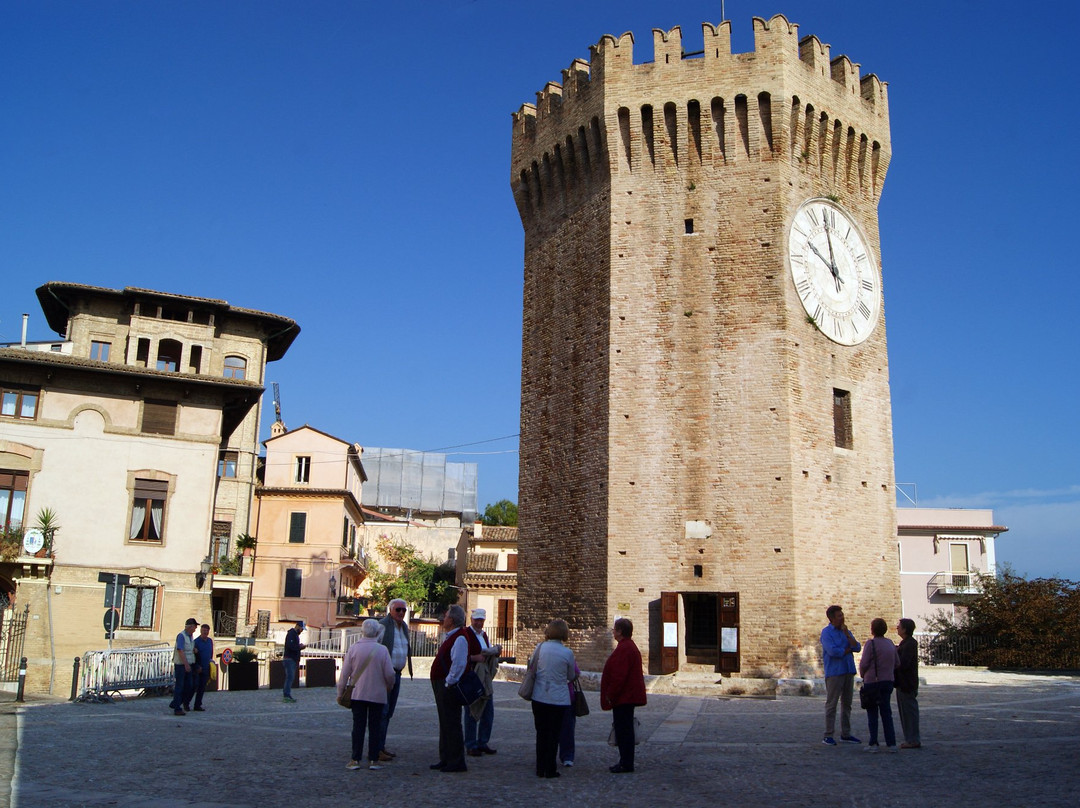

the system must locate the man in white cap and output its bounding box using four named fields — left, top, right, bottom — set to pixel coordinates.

left=463, top=608, right=500, bottom=756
